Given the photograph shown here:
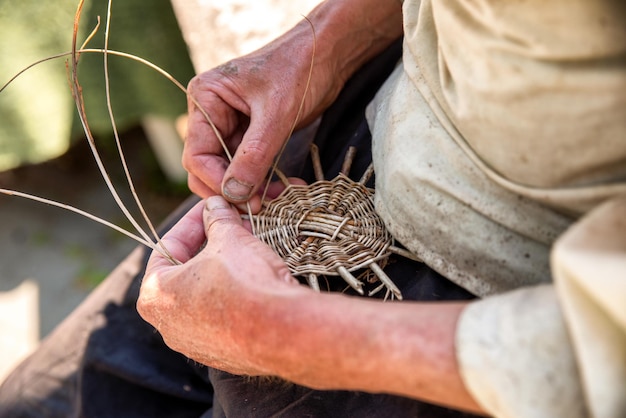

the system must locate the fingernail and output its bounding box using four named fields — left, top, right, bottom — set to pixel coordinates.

left=205, top=196, right=232, bottom=211
left=223, top=177, right=253, bottom=201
